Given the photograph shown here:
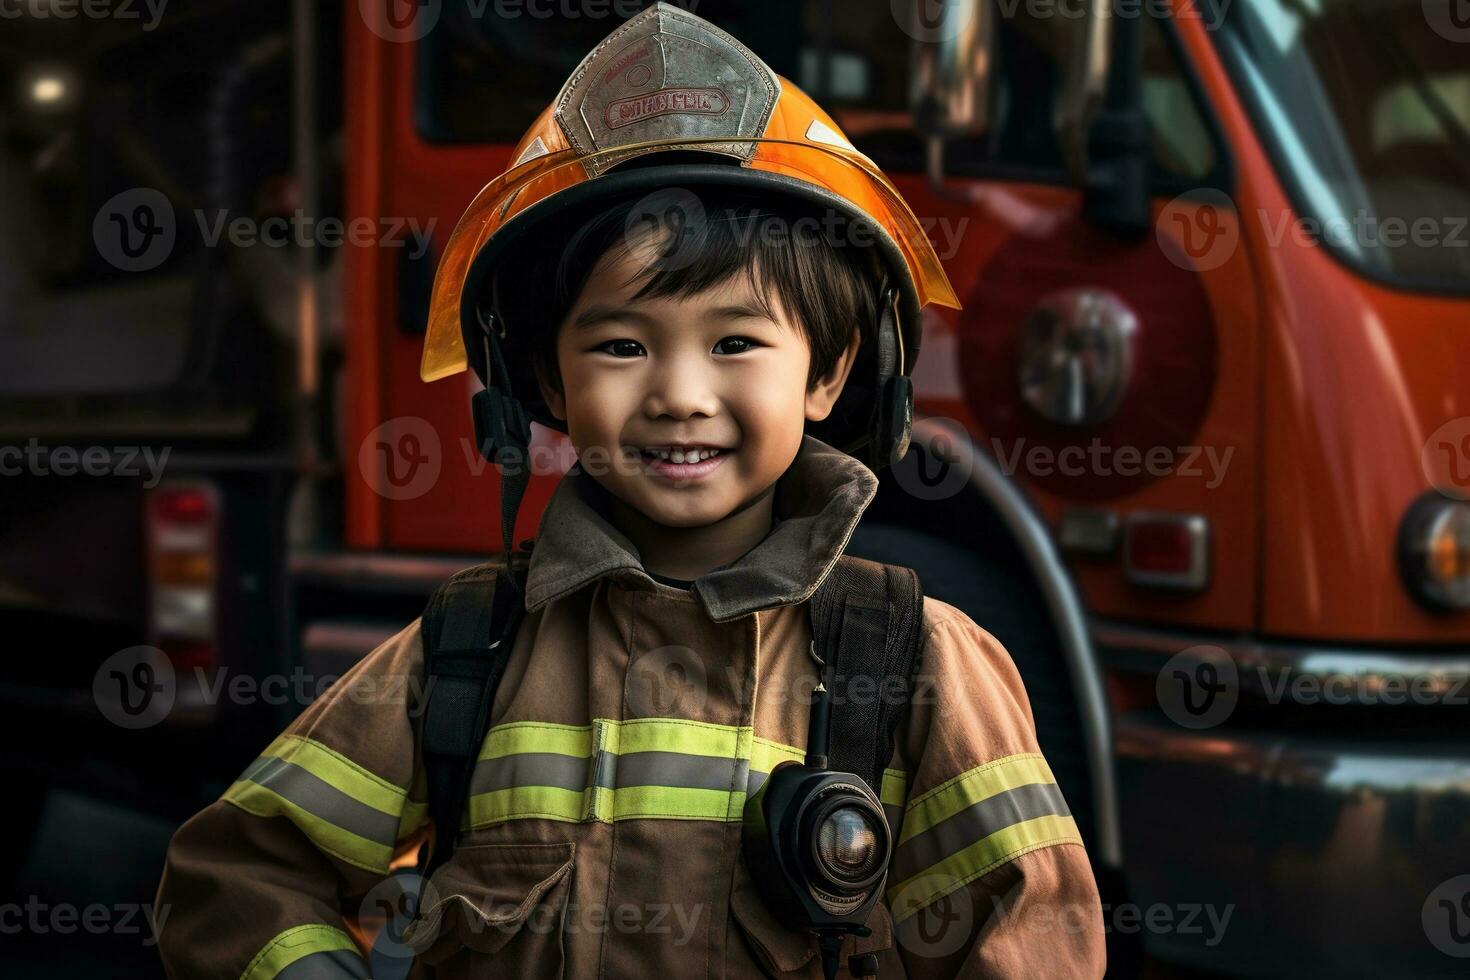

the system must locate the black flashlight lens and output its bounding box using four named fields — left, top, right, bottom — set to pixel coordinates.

left=816, top=807, right=883, bottom=883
